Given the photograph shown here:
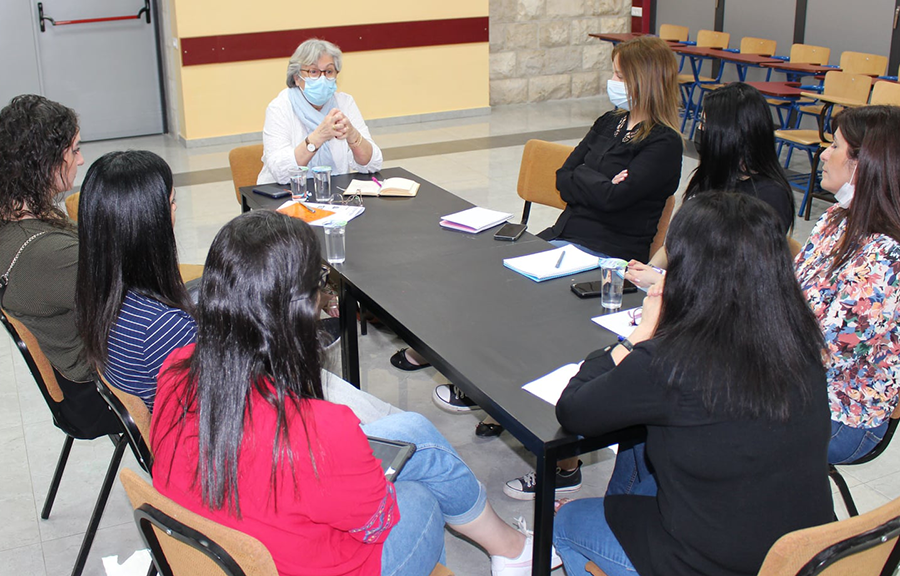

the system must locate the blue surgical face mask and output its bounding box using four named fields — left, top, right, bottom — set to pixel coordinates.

left=607, top=79, right=630, bottom=110
left=301, top=75, right=337, bottom=107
